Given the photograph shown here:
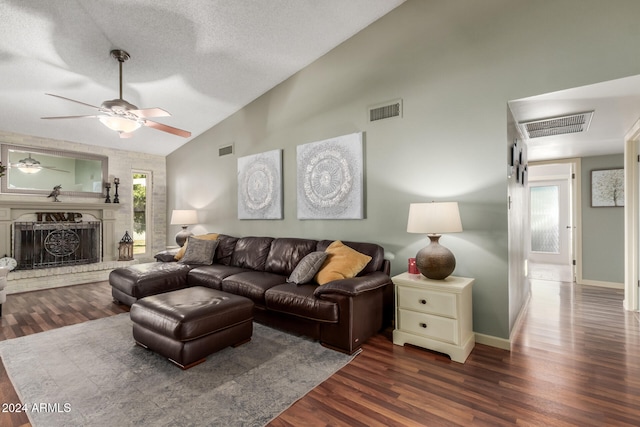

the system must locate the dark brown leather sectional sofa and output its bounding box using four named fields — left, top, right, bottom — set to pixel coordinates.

left=110, top=234, right=393, bottom=355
